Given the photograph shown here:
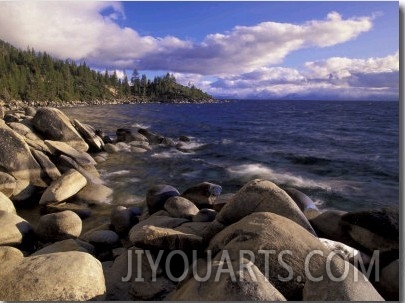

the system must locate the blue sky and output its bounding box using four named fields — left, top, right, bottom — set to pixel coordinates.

left=0, top=1, right=399, bottom=100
